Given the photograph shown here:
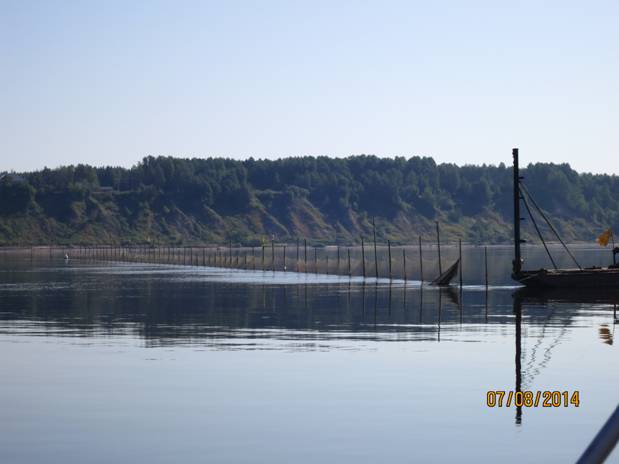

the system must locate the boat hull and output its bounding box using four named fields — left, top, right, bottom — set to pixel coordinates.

left=514, top=268, right=619, bottom=289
